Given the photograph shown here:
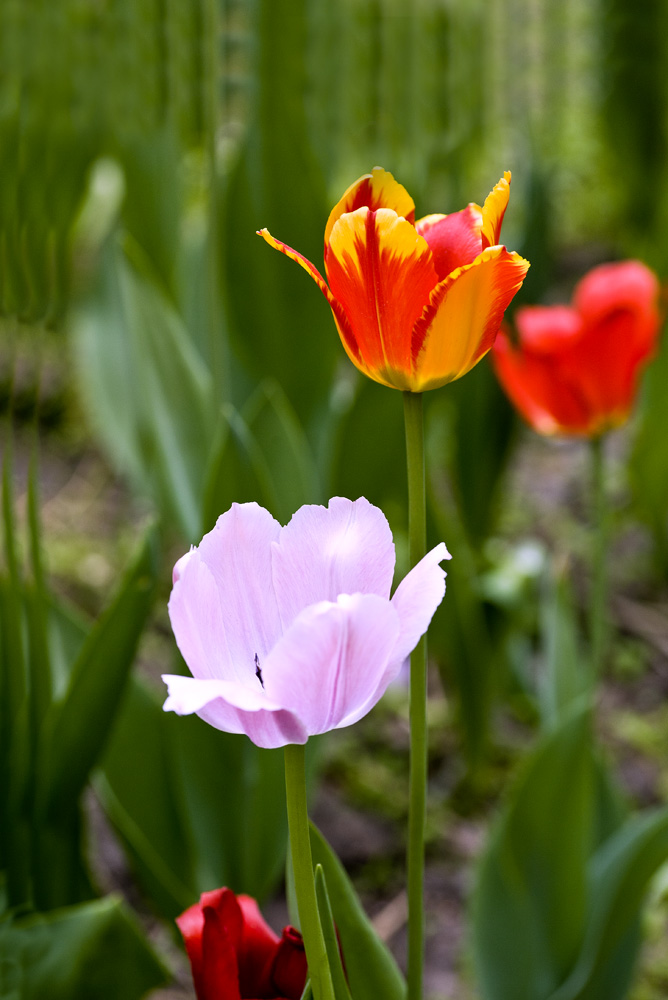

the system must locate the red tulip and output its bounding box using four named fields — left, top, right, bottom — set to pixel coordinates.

left=176, top=888, right=307, bottom=1000
left=492, top=260, right=661, bottom=436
